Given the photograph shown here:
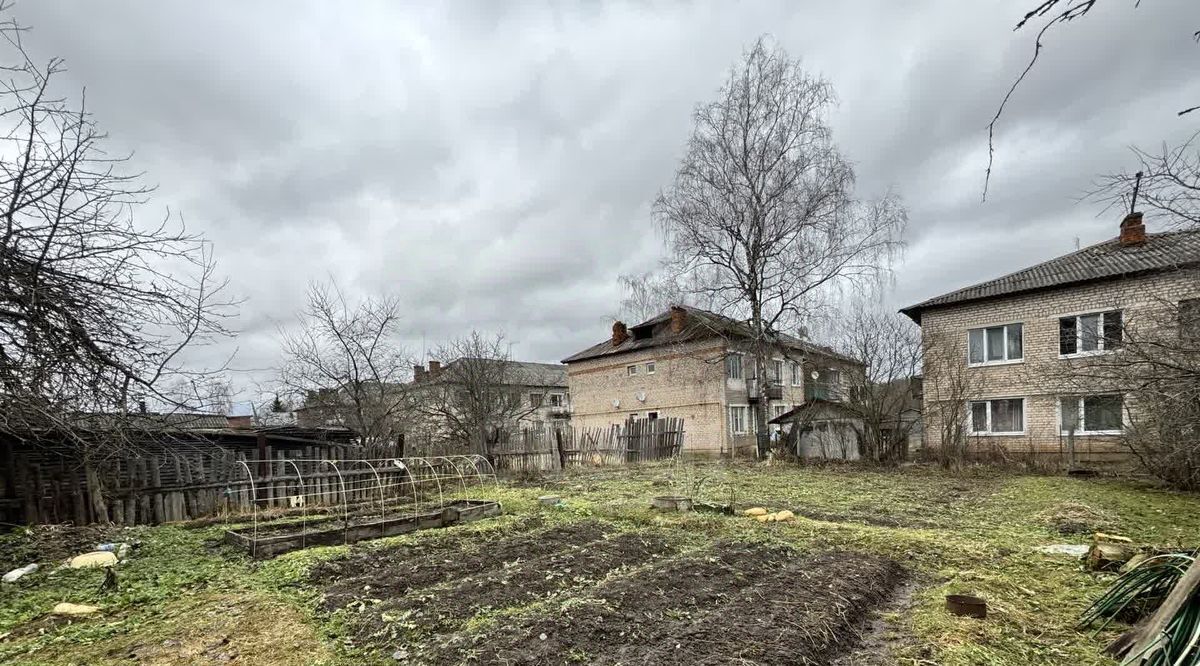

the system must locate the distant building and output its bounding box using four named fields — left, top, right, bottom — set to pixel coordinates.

left=562, top=305, right=863, bottom=457
left=409, top=357, right=571, bottom=430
